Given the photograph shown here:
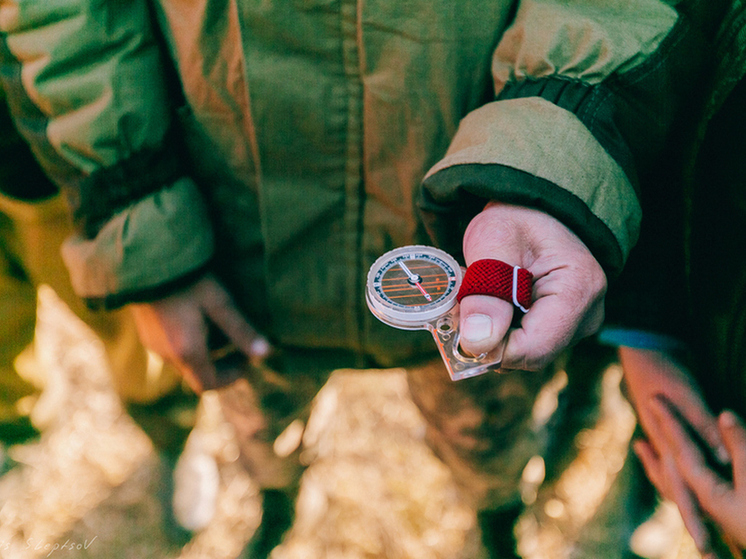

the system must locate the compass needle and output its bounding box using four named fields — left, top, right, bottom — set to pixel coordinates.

left=398, top=261, right=432, bottom=301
